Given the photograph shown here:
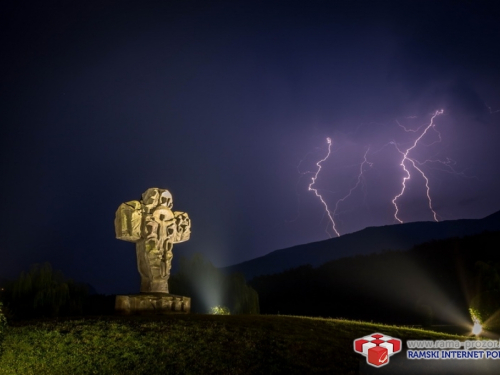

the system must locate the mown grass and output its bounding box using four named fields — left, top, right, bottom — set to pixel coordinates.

left=0, top=314, right=472, bottom=375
